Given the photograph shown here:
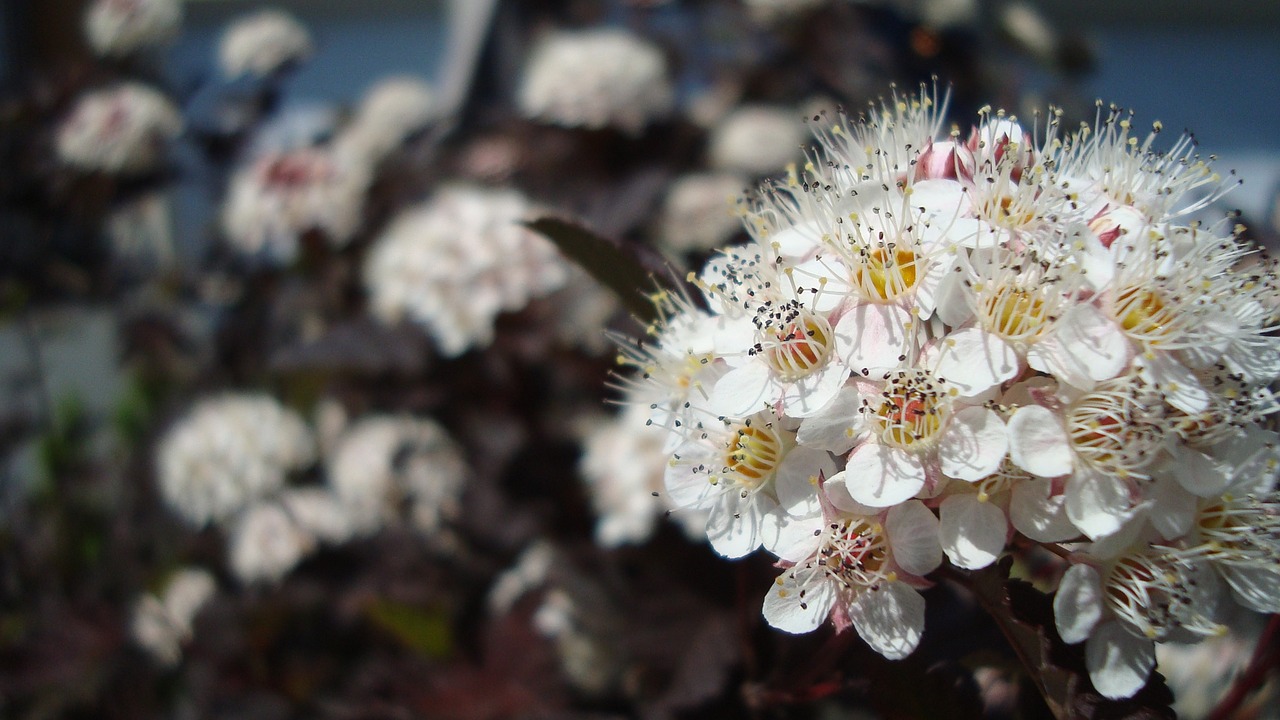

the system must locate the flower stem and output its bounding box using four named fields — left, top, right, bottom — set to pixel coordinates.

left=1207, top=613, right=1280, bottom=720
